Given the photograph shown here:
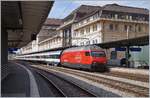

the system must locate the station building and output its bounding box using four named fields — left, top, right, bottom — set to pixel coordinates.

left=72, top=4, right=149, bottom=45
left=57, top=5, right=101, bottom=47
left=37, top=18, right=63, bottom=51
left=19, top=4, right=149, bottom=67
